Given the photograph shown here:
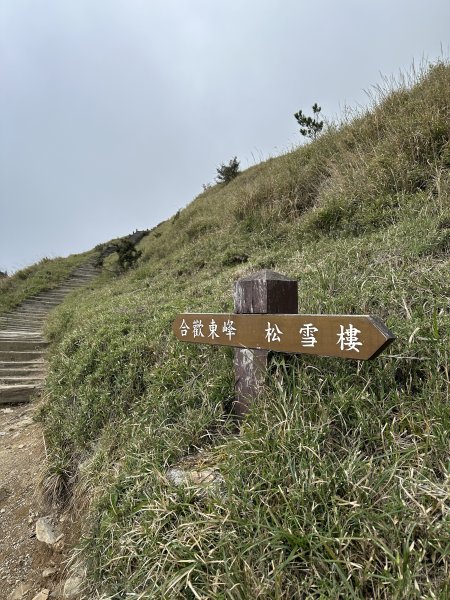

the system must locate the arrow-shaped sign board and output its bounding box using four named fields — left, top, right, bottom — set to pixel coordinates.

left=173, top=313, right=395, bottom=360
